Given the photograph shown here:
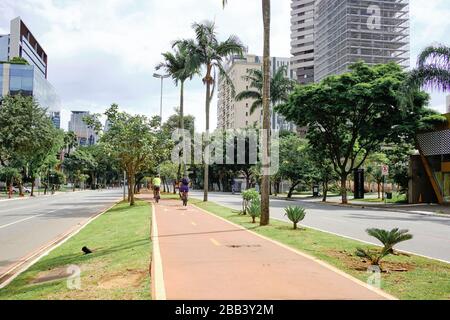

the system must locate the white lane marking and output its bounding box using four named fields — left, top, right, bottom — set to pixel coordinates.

left=0, top=209, right=63, bottom=230
left=151, top=204, right=167, bottom=300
